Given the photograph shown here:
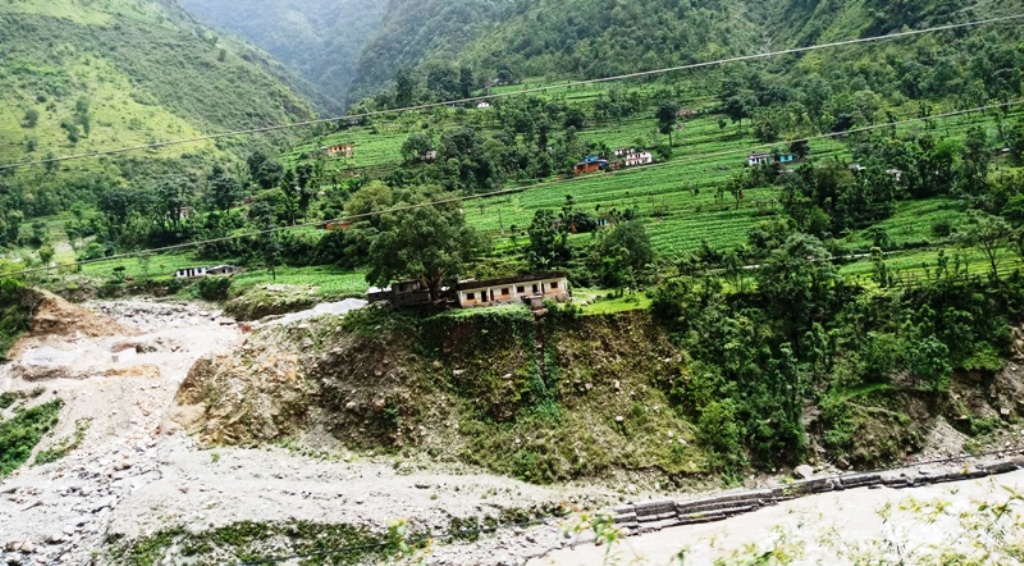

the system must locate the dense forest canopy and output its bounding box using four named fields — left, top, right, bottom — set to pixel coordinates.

left=346, top=0, right=515, bottom=104
left=345, top=0, right=1023, bottom=104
